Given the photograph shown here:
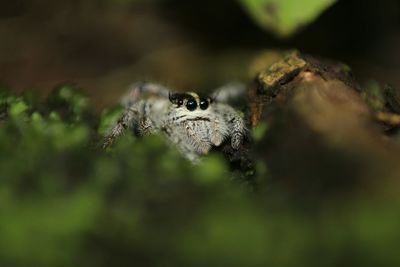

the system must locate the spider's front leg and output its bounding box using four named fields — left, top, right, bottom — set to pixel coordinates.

left=228, top=112, right=245, bottom=150
left=211, top=83, right=247, bottom=149
left=102, top=107, right=139, bottom=148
